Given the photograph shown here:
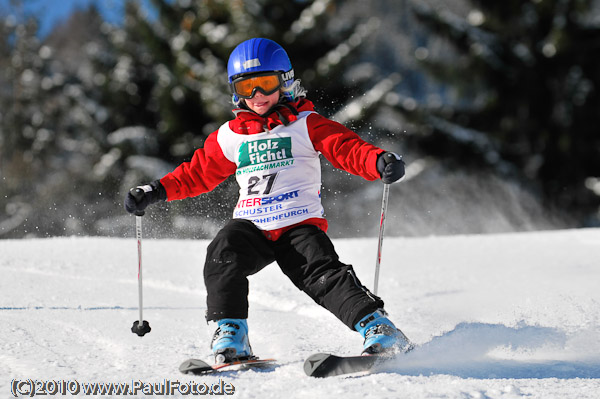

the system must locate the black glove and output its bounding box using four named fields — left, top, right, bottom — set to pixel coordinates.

left=376, top=152, right=405, bottom=184
left=124, top=180, right=167, bottom=215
